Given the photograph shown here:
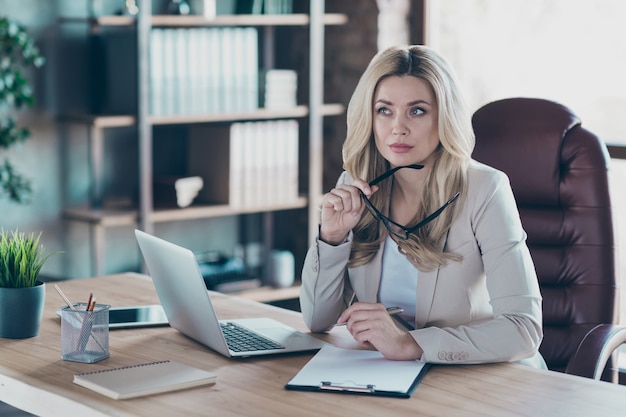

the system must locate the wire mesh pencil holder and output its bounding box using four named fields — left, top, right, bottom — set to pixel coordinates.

left=61, top=303, right=110, bottom=363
